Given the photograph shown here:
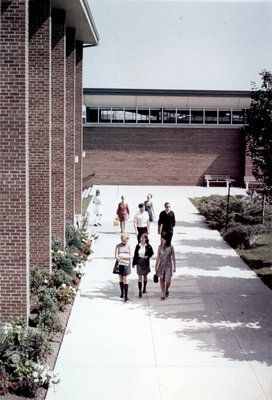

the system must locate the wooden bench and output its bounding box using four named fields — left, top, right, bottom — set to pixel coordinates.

left=244, top=176, right=264, bottom=190
left=204, top=174, right=231, bottom=188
